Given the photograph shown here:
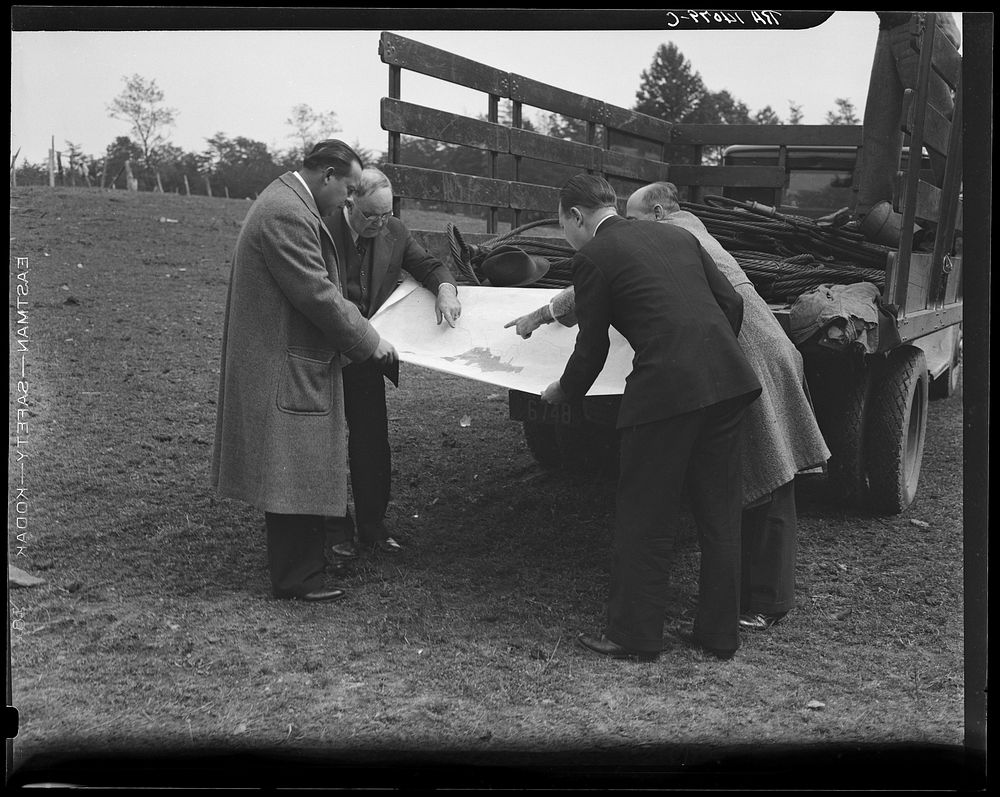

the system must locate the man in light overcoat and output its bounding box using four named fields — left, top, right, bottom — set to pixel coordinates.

left=211, top=139, right=397, bottom=602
